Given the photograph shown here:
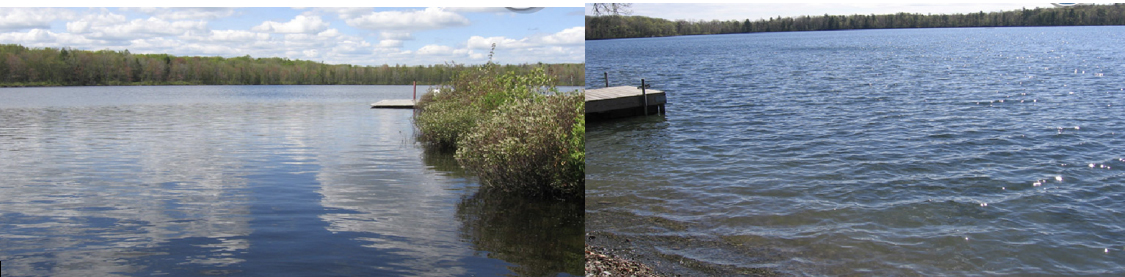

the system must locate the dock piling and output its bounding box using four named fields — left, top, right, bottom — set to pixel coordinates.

left=640, top=79, right=648, bottom=116
left=604, top=72, right=609, bottom=88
